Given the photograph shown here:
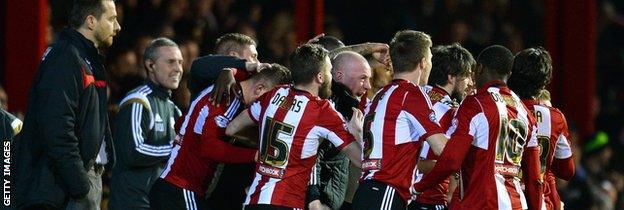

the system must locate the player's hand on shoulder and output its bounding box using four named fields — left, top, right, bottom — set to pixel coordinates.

left=210, top=68, right=236, bottom=106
